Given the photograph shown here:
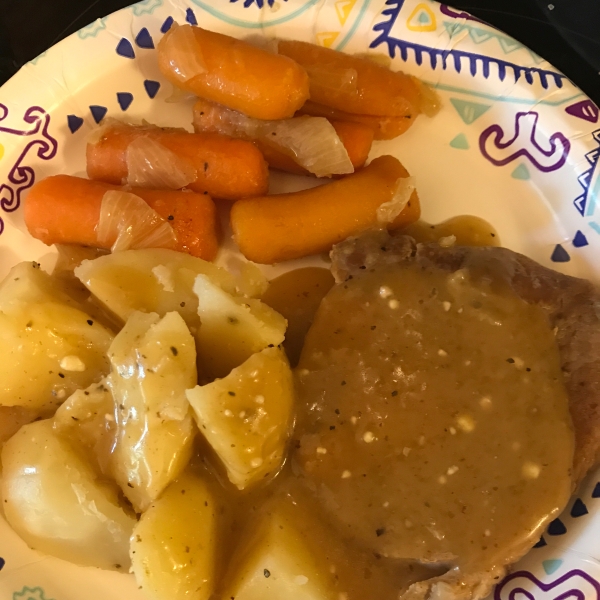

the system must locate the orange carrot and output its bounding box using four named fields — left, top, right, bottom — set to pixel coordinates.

left=192, top=99, right=373, bottom=175
left=157, top=25, right=309, bottom=120
left=87, top=121, right=269, bottom=201
left=277, top=40, right=422, bottom=118
left=230, top=155, right=420, bottom=264
left=298, top=100, right=413, bottom=140
left=25, top=175, right=219, bottom=261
